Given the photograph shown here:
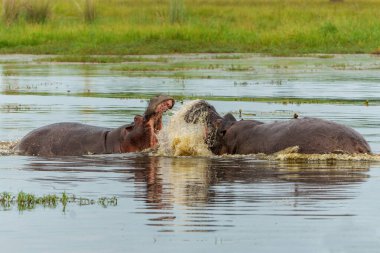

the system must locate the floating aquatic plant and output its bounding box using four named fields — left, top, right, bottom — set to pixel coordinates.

left=0, top=192, right=117, bottom=212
